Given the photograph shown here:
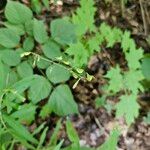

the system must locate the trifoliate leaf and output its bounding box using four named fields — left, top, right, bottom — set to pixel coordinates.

left=46, top=64, right=71, bottom=84
left=5, top=1, right=33, bottom=24
left=48, top=84, right=78, bottom=116
left=0, top=28, right=20, bottom=48
left=51, top=18, right=77, bottom=45
left=105, top=65, right=123, bottom=93
left=33, top=19, right=48, bottom=44
left=116, top=94, right=140, bottom=126
left=125, top=47, right=143, bottom=70
left=11, top=103, right=37, bottom=124
left=1, top=50, right=21, bottom=66
left=42, top=40, right=61, bottom=59
left=28, top=76, right=52, bottom=104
